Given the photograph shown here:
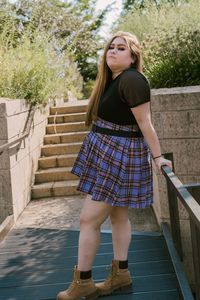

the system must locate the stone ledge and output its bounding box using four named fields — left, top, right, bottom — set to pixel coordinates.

left=151, top=85, right=200, bottom=95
